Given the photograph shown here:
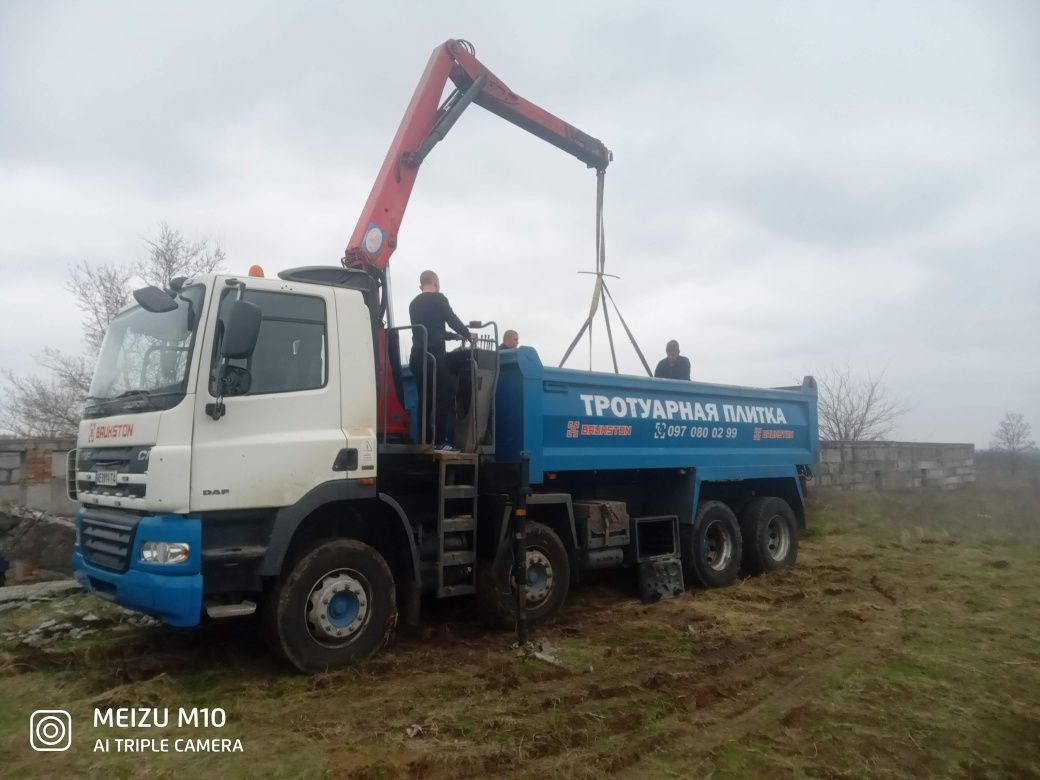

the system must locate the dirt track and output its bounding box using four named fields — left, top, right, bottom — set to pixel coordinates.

left=3, top=480, right=1039, bottom=778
